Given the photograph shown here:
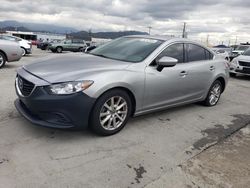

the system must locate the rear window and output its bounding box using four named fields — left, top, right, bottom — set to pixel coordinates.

left=187, top=44, right=213, bottom=62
